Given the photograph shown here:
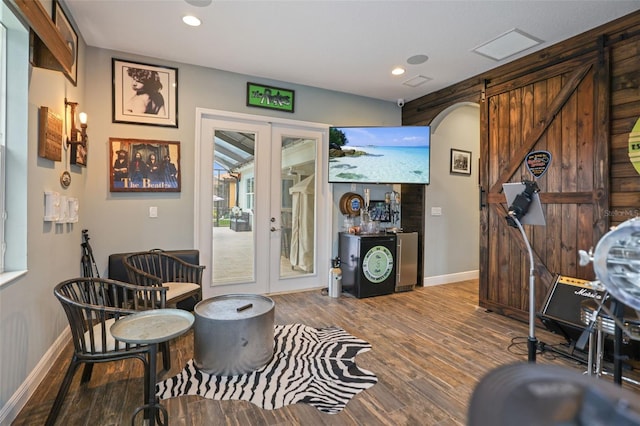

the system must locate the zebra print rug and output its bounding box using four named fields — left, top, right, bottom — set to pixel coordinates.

left=156, top=323, right=377, bottom=414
